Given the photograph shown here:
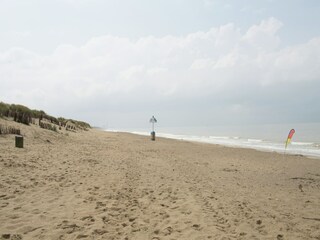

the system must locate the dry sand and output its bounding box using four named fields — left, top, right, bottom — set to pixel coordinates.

left=0, top=119, right=320, bottom=240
